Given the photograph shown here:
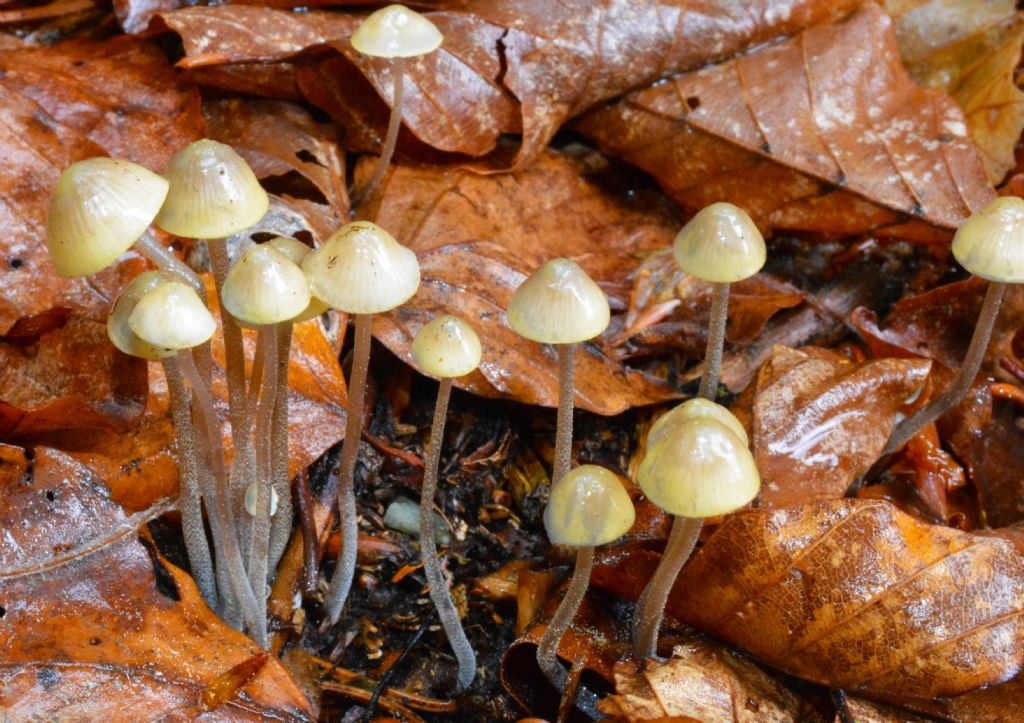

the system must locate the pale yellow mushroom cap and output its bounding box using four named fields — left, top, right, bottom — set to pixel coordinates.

left=128, top=280, right=216, bottom=350
left=673, top=202, right=766, bottom=283
left=107, top=271, right=176, bottom=360
left=951, top=196, right=1024, bottom=283
left=222, top=244, right=311, bottom=326
left=411, top=315, right=482, bottom=378
left=544, top=465, right=635, bottom=547
left=267, top=236, right=331, bottom=322
left=351, top=4, right=443, bottom=58
left=154, top=139, right=269, bottom=239
left=638, top=417, right=760, bottom=518
left=302, top=221, right=420, bottom=314
left=647, top=398, right=748, bottom=449
left=244, top=481, right=279, bottom=517
left=46, top=158, right=169, bottom=278
left=507, top=259, right=610, bottom=344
